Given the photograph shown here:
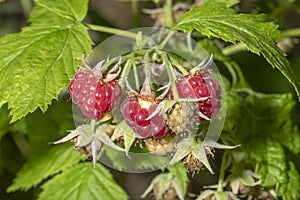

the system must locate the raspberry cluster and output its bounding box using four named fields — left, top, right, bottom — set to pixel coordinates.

left=68, top=70, right=122, bottom=120
left=68, top=56, right=222, bottom=141
left=121, top=98, right=167, bottom=138
left=172, top=72, right=221, bottom=120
